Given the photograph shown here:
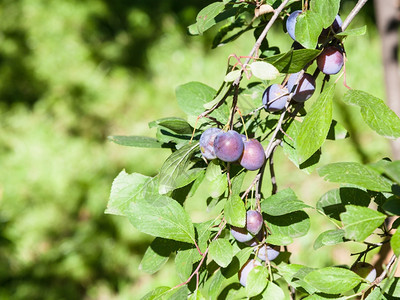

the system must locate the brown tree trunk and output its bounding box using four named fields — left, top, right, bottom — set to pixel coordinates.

left=374, top=0, right=400, bottom=159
